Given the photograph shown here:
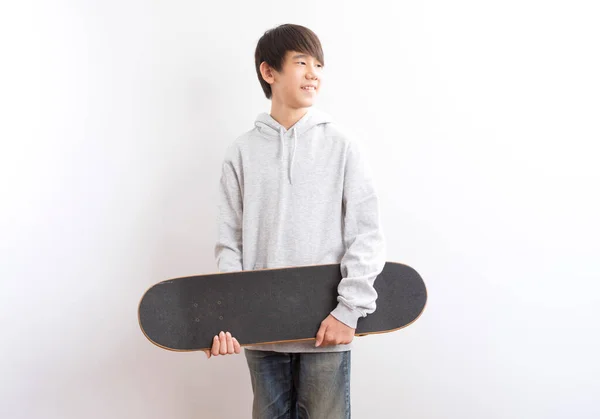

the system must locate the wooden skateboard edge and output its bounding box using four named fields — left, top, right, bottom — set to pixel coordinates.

left=140, top=261, right=414, bottom=285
